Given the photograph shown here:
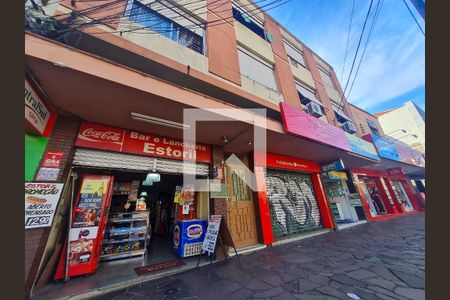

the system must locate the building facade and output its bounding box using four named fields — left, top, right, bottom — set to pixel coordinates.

left=375, top=101, right=425, bottom=154
left=24, top=0, right=424, bottom=297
